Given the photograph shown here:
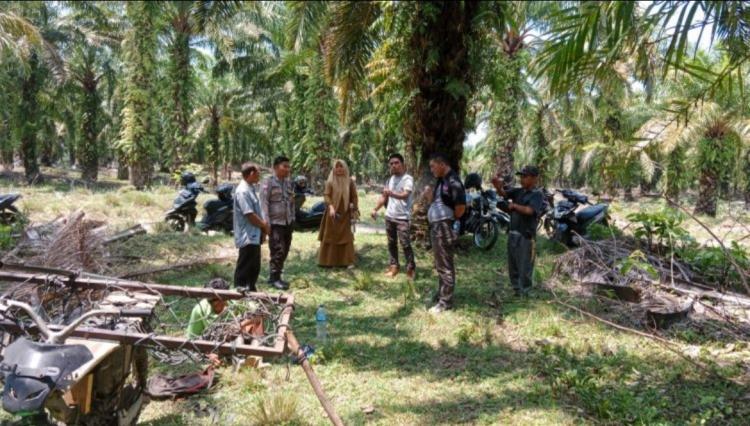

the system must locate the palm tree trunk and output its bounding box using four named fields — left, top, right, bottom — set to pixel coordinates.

left=490, top=54, right=523, bottom=179
left=19, top=52, right=42, bottom=184
left=403, top=0, right=479, bottom=244
left=695, top=170, right=718, bottom=216
left=122, top=1, right=158, bottom=190
left=208, top=108, right=220, bottom=185
left=1, top=148, right=13, bottom=172
left=533, top=105, right=550, bottom=187
left=623, top=186, right=635, bottom=202
left=78, top=72, right=100, bottom=182
left=116, top=152, right=129, bottom=180
left=168, top=13, right=192, bottom=169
